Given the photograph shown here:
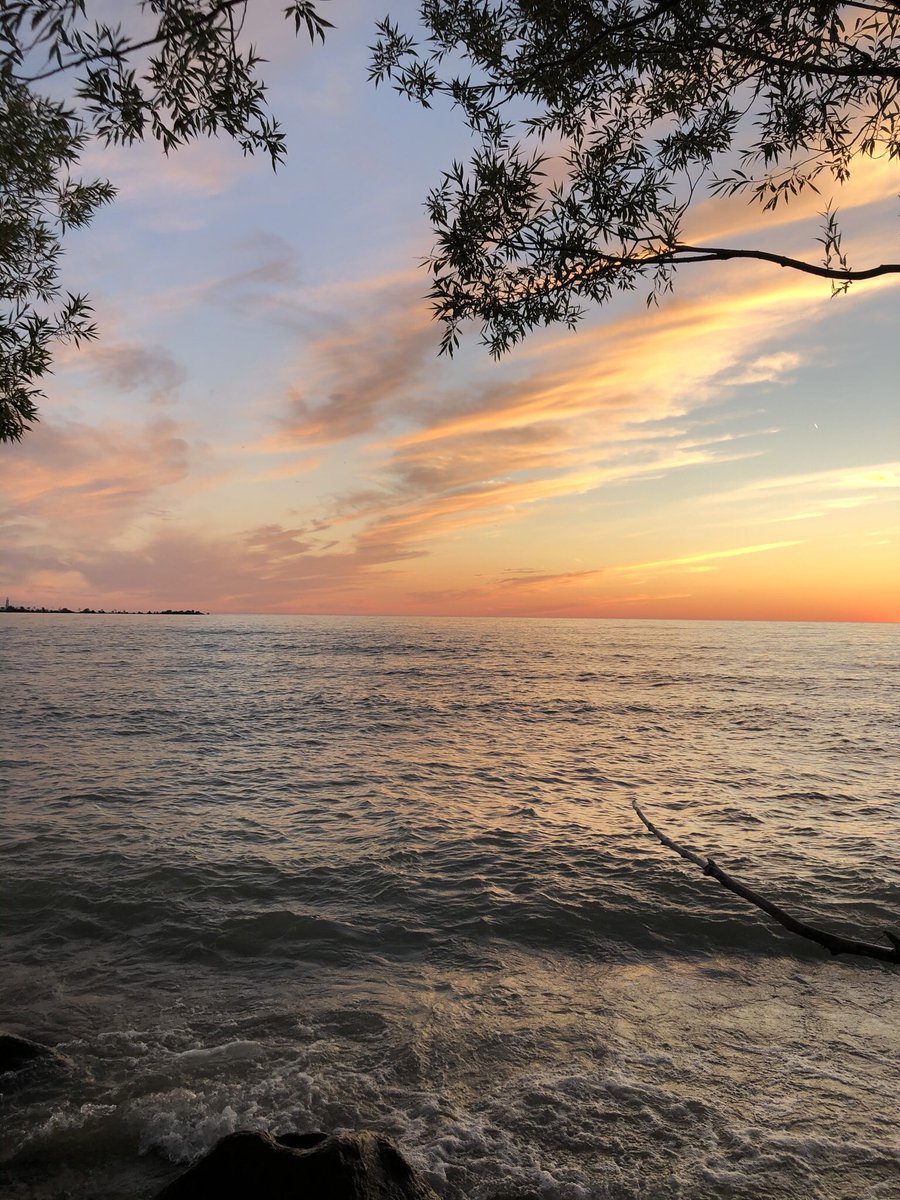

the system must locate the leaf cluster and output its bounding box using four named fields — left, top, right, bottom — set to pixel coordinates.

left=371, top=1, right=900, bottom=355
left=1, top=1, right=331, bottom=441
